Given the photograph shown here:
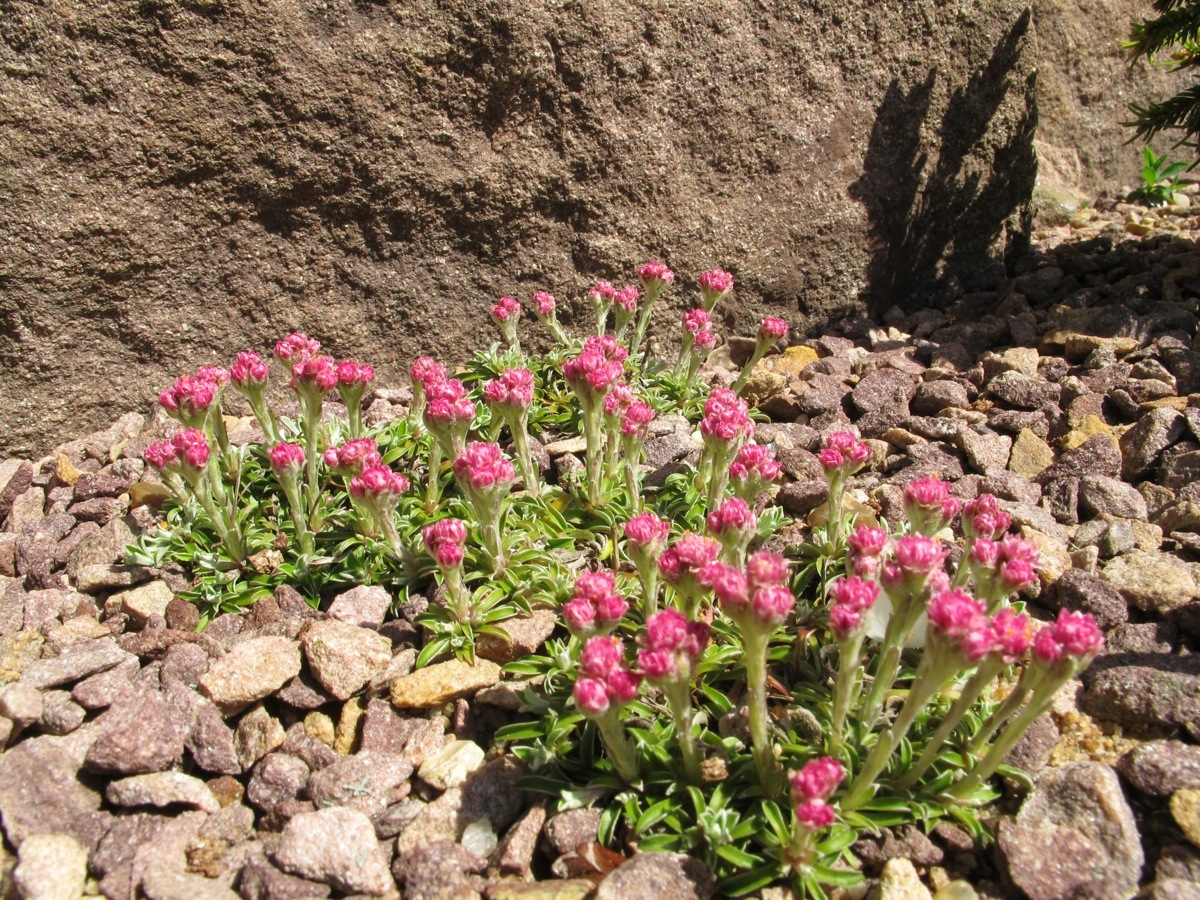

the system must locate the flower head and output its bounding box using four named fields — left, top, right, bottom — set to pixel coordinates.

left=613, top=285, right=640, bottom=313
left=336, top=360, right=375, bottom=389
left=638, top=261, right=675, bottom=289
left=751, top=585, right=795, bottom=627
left=349, top=465, right=409, bottom=500
left=989, top=608, right=1034, bottom=663
left=145, top=428, right=211, bottom=474
left=230, top=351, right=270, bottom=389
left=563, top=335, right=628, bottom=397
left=423, top=518, right=469, bottom=568
left=274, top=333, right=320, bottom=363
left=158, top=375, right=219, bottom=418
left=819, top=431, right=870, bottom=476
left=290, top=355, right=339, bottom=393
left=324, top=438, right=383, bottom=474
left=637, top=608, right=709, bottom=683
left=621, top=402, right=657, bottom=440
left=745, top=550, right=788, bottom=592
left=563, top=571, right=628, bottom=638
left=453, top=442, right=516, bottom=493
left=625, top=513, right=671, bottom=556
left=698, top=268, right=733, bottom=308
left=491, top=296, right=521, bottom=323
left=791, top=757, right=845, bottom=803
left=759, top=317, right=790, bottom=342
left=729, top=443, right=782, bottom=496
left=962, top=493, right=1012, bottom=541
left=827, top=576, right=879, bottom=642
left=700, top=388, right=754, bottom=445
left=483, top=368, right=535, bottom=410
left=707, top=497, right=756, bottom=536
left=269, top=442, right=305, bottom=476
left=410, top=356, right=446, bottom=387
left=701, top=562, right=750, bottom=613
left=574, top=636, right=641, bottom=717
left=659, top=533, right=721, bottom=585
left=532, top=291, right=557, bottom=317
left=904, top=475, right=961, bottom=534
